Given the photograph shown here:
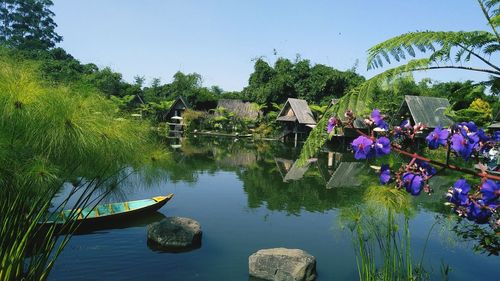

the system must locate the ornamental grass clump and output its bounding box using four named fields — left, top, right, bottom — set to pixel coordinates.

left=0, top=53, right=162, bottom=280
